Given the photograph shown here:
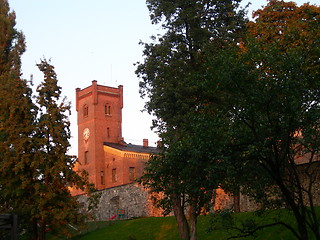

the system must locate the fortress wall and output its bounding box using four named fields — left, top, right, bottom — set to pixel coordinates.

left=77, top=183, right=162, bottom=221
